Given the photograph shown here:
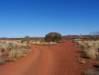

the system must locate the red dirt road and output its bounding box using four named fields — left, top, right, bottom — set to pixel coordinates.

left=0, top=42, right=86, bottom=75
